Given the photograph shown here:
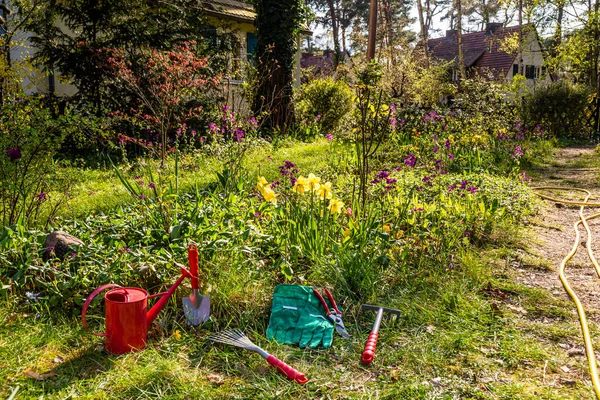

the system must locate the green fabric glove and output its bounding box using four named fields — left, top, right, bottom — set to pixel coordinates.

left=266, top=284, right=334, bottom=348
left=294, top=303, right=334, bottom=349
